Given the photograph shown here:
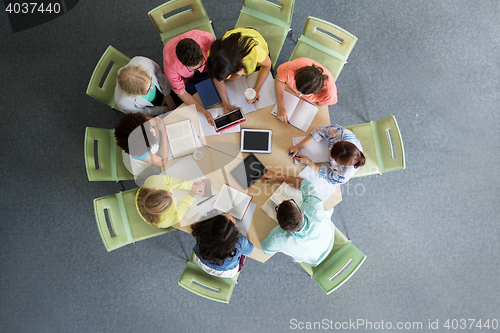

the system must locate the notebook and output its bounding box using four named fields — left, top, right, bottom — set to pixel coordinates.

left=212, top=184, right=252, bottom=220
left=195, top=78, right=221, bottom=109
left=271, top=90, right=318, bottom=132
left=225, top=71, right=276, bottom=114
left=165, top=119, right=198, bottom=158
